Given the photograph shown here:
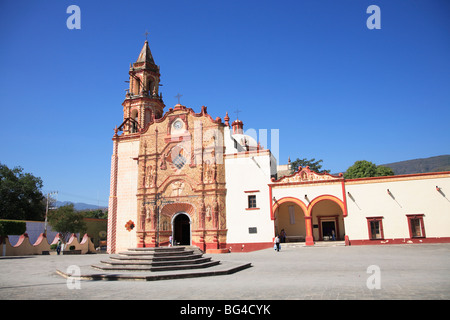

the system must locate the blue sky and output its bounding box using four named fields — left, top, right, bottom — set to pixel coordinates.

left=1, top=0, right=449, bottom=206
